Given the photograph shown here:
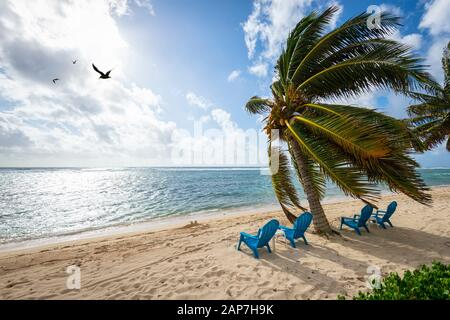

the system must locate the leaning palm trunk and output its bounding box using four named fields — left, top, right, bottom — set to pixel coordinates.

left=289, top=138, right=332, bottom=234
